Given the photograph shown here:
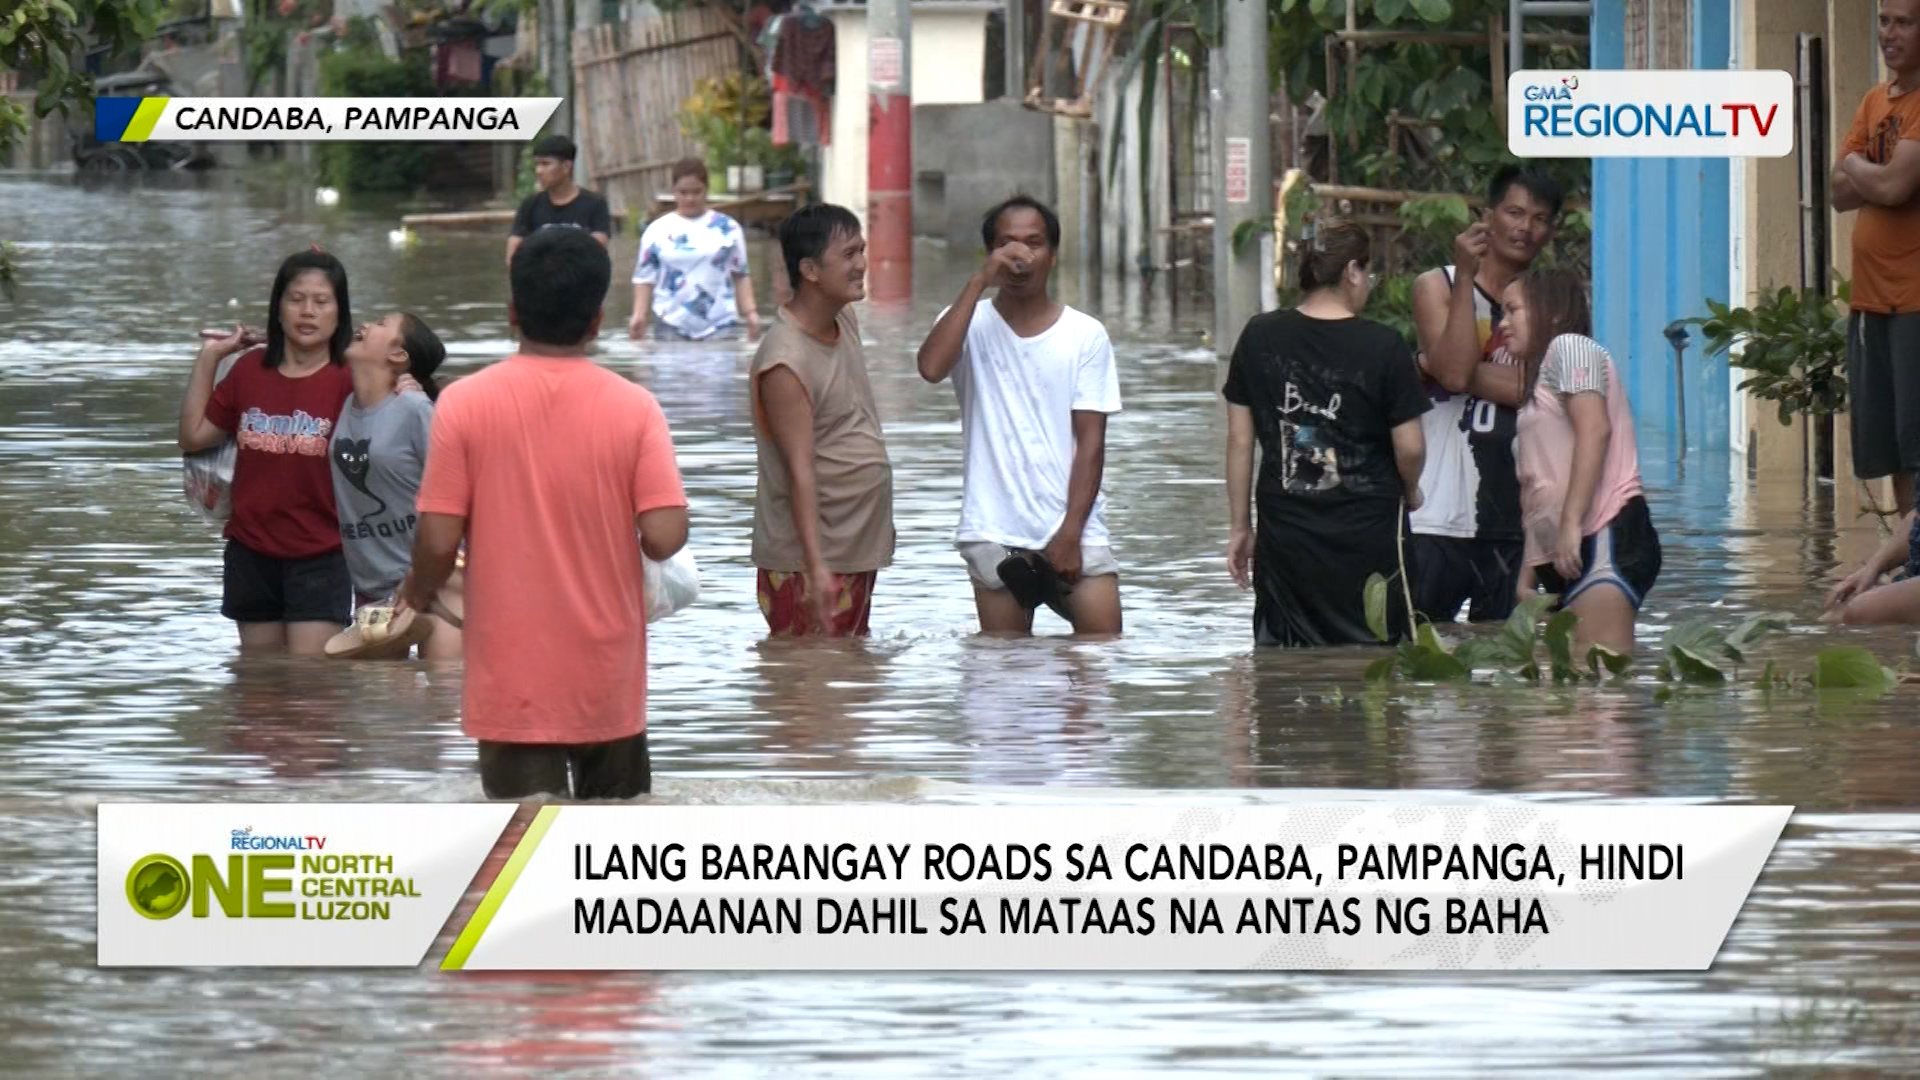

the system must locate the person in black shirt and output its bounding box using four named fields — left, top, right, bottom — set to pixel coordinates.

left=506, top=135, right=613, bottom=267
left=1224, top=219, right=1432, bottom=646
